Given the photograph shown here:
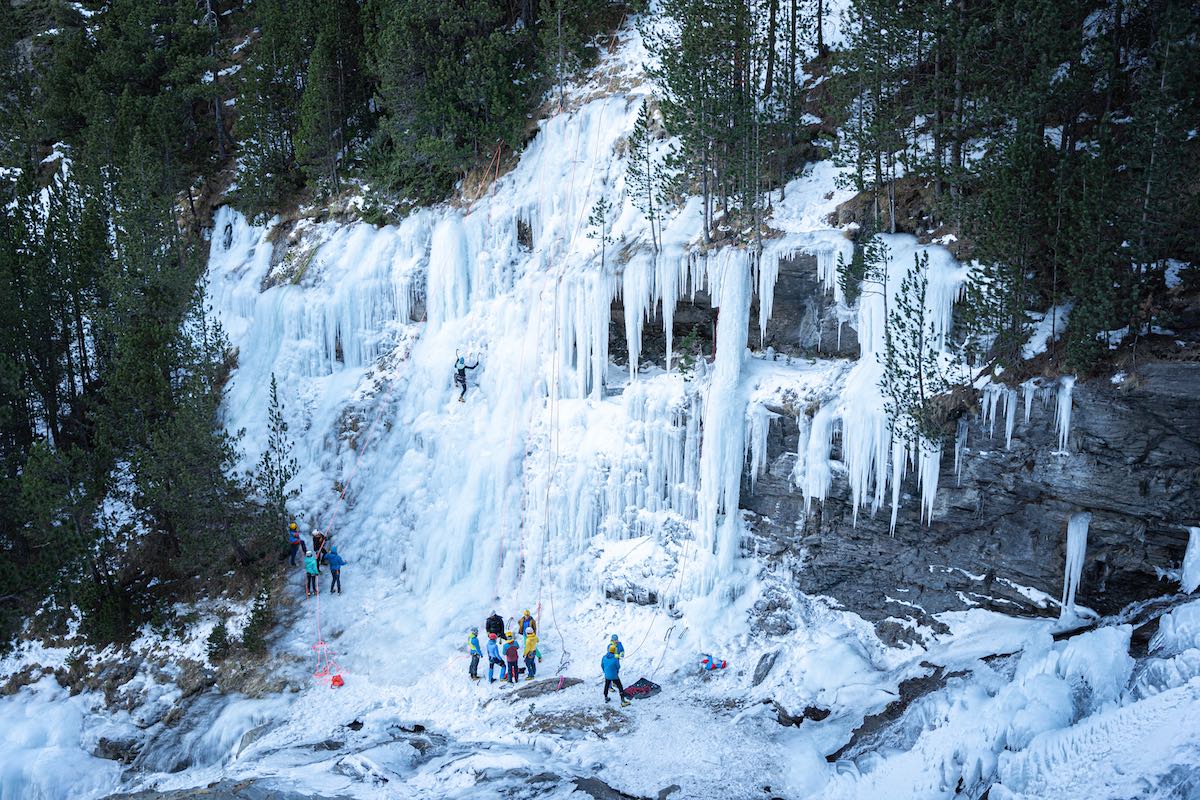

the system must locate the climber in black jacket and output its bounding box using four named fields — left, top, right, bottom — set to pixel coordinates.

left=454, top=355, right=479, bottom=402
